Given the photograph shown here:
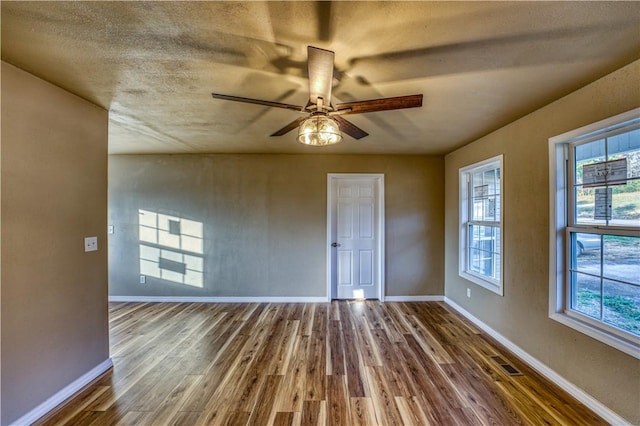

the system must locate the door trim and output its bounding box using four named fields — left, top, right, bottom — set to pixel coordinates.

left=326, top=173, right=385, bottom=301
